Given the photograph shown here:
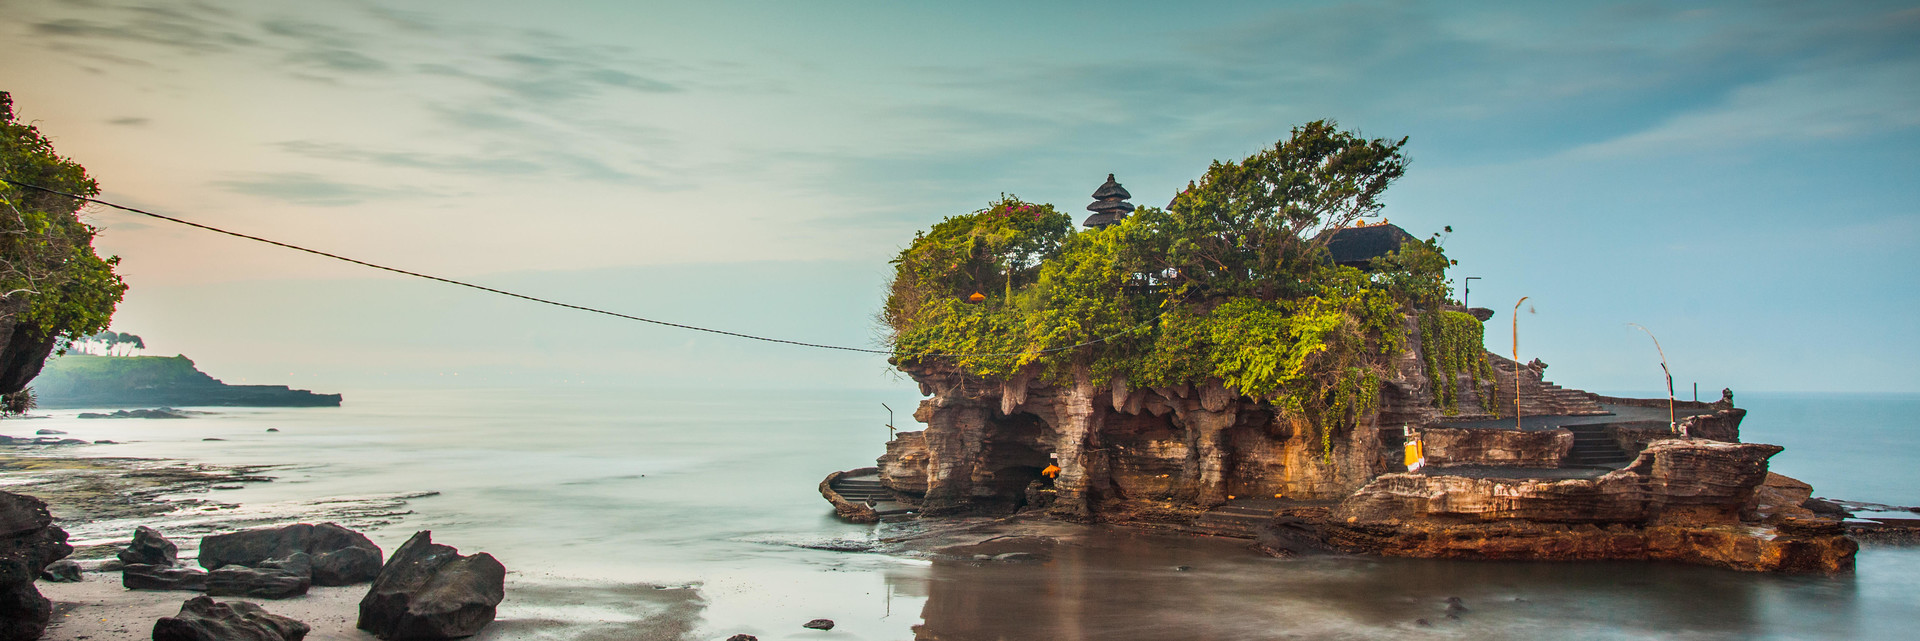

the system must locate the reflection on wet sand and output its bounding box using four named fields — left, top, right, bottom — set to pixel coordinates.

left=888, top=526, right=1865, bottom=641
